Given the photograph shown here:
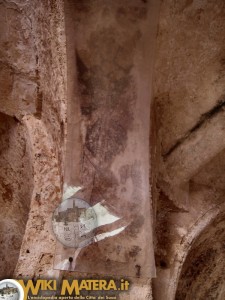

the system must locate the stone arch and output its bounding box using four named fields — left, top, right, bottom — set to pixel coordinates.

left=168, top=201, right=225, bottom=300
left=175, top=208, right=225, bottom=299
